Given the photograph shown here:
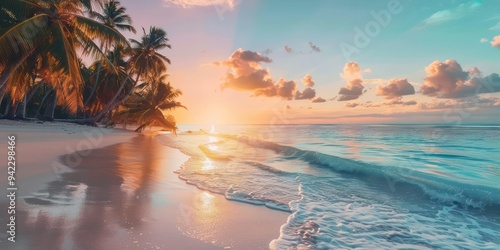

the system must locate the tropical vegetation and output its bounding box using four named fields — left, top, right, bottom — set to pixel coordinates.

left=0, top=0, right=184, bottom=132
